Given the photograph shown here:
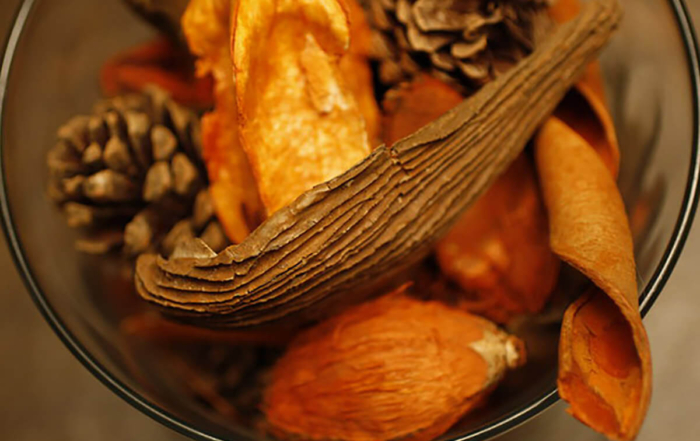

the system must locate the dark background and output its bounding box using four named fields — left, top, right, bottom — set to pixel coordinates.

left=1, top=1, right=699, bottom=440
